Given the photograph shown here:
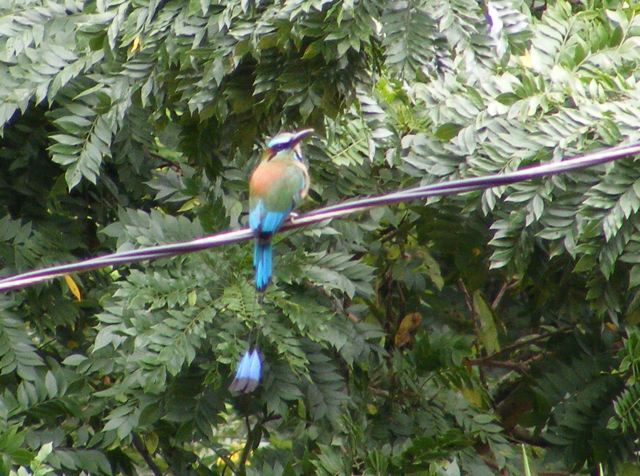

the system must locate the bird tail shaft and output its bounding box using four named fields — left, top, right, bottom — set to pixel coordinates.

left=253, top=238, right=272, bottom=292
